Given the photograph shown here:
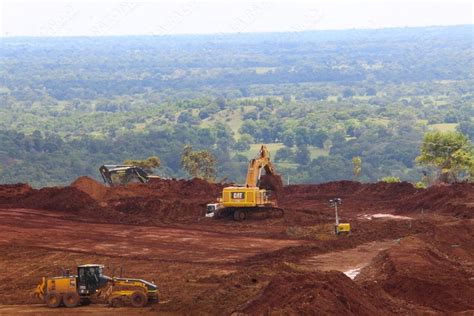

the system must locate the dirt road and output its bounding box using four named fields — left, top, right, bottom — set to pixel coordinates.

left=0, top=208, right=303, bottom=263
left=300, top=239, right=398, bottom=279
